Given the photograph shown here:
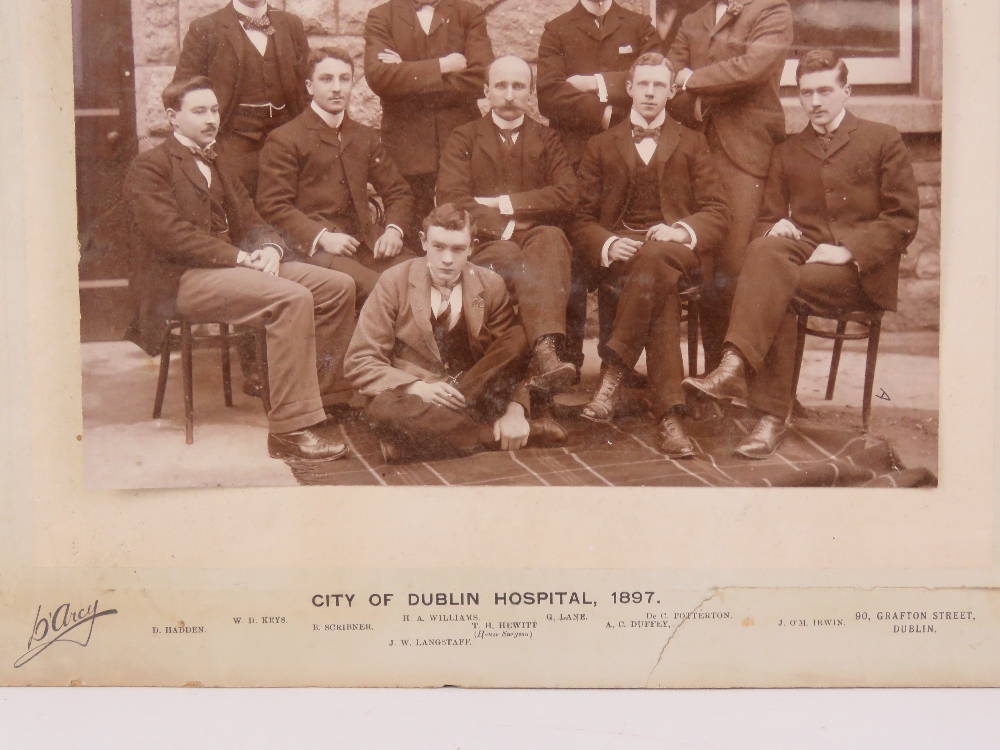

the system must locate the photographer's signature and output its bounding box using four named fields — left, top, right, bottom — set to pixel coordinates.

left=14, top=599, right=118, bottom=668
